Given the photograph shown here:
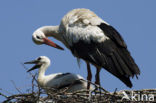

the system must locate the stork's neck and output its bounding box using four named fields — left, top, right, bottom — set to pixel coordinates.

left=40, top=26, right=62, bottom=41
left=38, top=63, right=50, bottom=86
